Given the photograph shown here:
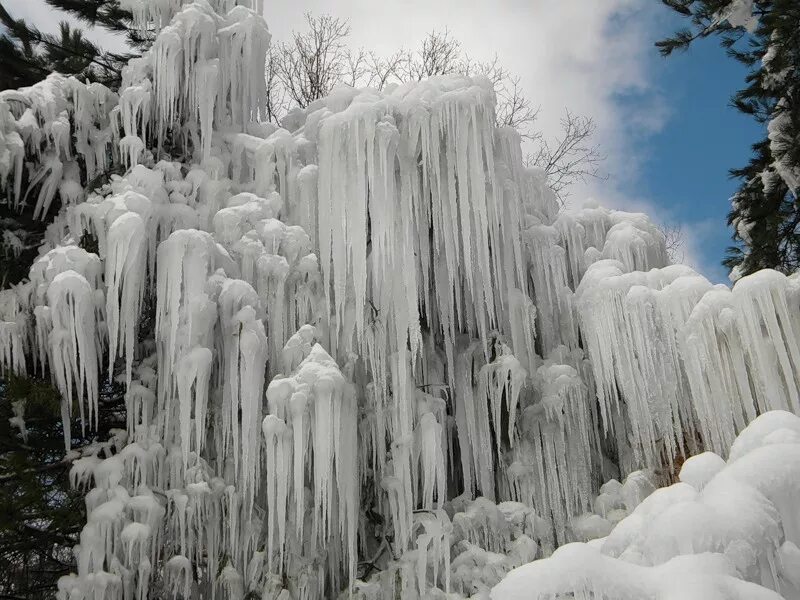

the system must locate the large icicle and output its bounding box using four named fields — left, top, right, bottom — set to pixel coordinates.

left=576, top=261, right=710, bottom=468
left=106, top=211, right=147, bottom=387
left=47, top=269, right=102, bottom=449
left=264, top=341, right=359, bottom=592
